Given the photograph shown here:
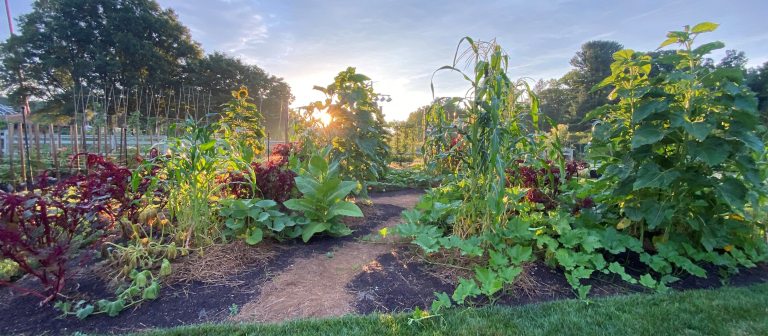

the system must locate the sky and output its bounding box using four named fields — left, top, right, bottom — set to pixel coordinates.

left=2, top=0, right=768, bottom=120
